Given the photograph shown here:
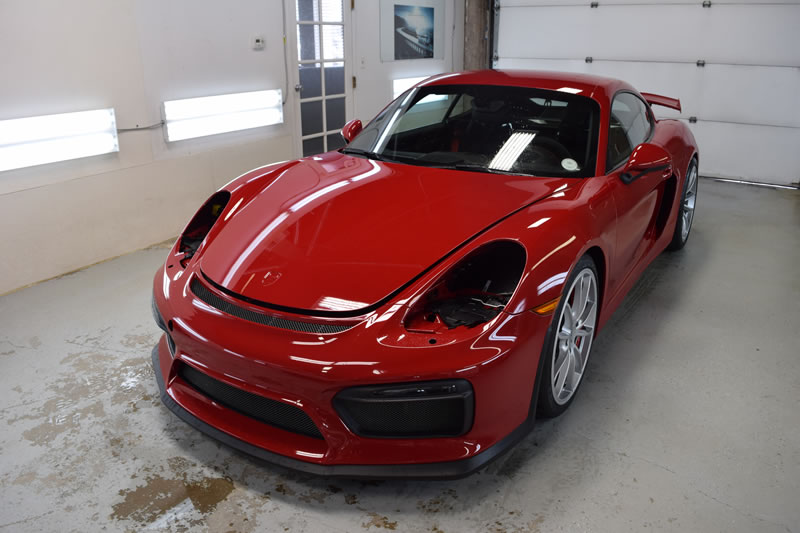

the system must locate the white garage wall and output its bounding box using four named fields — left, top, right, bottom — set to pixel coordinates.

left=0, top=0, right=297, bottom=295
left=494, top=0, right=800, bottom=186
left=351, top=0, right=464, bottom=122
left=0, top=0, right=465, bottom=295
